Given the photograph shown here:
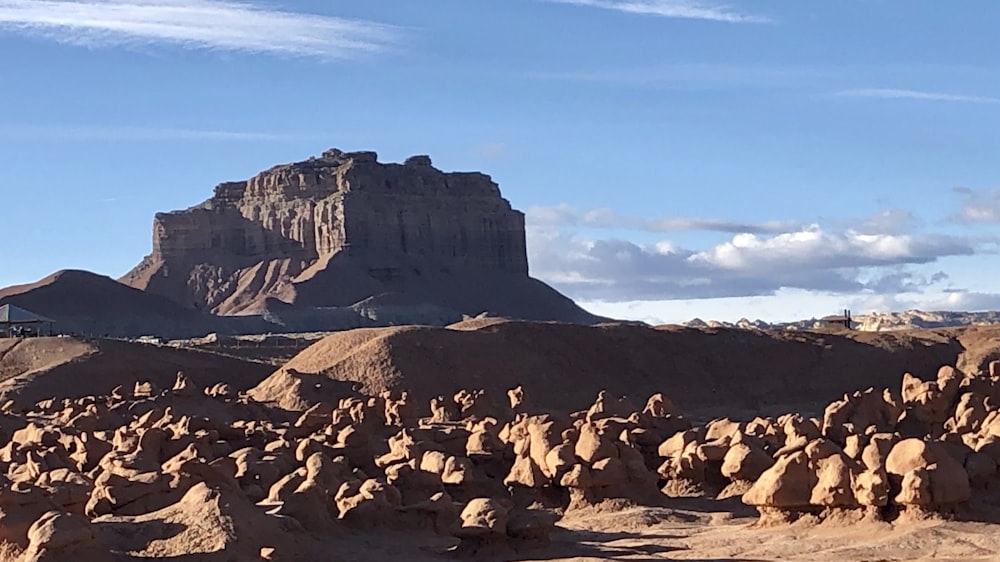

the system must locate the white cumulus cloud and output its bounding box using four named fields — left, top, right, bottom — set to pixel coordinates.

left=527, top=224, right=981, bottom=302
